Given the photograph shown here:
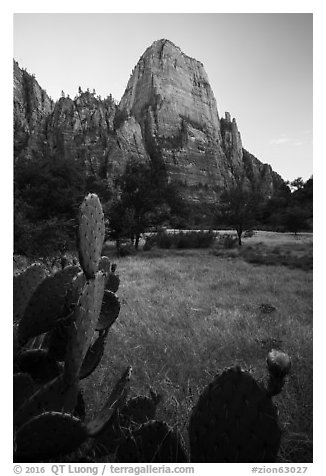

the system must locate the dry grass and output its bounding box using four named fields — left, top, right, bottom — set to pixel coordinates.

left=84, top=233, right=313, bottom=463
